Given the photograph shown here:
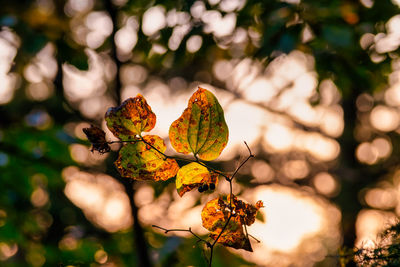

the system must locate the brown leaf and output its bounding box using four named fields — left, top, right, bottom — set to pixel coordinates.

left=228, top=195, right=263, bottom=226
left=82, top=125, right=110, bottom=154
left=201, top=197, right=253, bottom=251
